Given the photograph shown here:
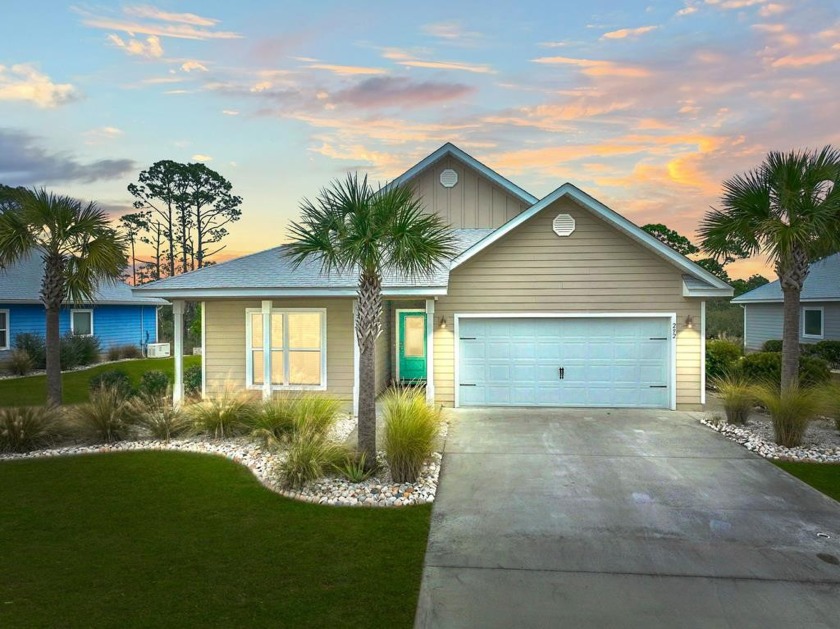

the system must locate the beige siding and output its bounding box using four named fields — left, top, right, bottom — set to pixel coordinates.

left=203, top=298, right=355, bottom=400
left=411, top=155, right=528, bottom=228
left=375, top=304, right=392, bottom=394
left=432, top=196, right=704, bottom=410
